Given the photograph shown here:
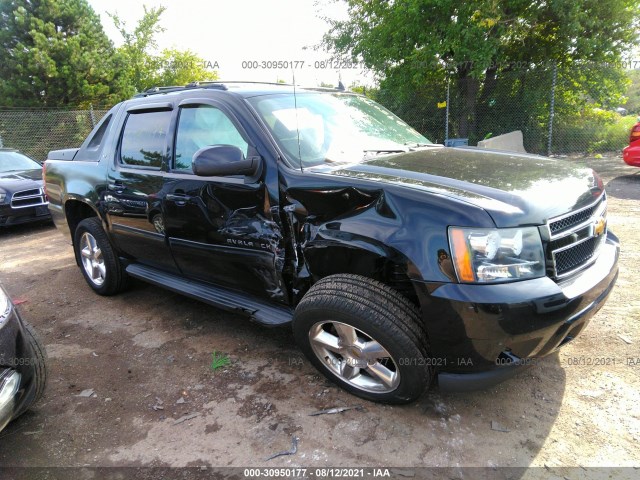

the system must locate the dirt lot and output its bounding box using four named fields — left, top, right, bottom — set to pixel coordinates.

left=0, top=155, right=638, bottom=476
